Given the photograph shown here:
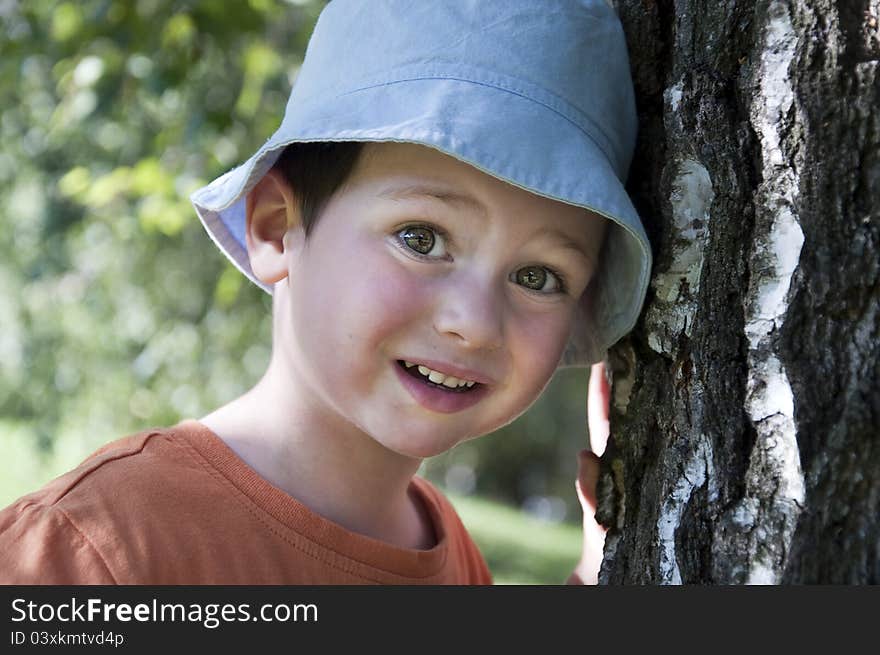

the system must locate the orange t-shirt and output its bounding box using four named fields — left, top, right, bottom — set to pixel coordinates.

left=0, top=420, right=492, bottom=584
